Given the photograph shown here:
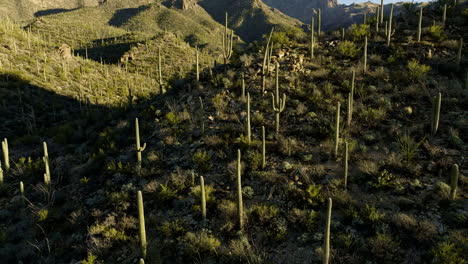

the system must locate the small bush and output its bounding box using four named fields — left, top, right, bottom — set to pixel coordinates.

left=270, top=32, right=290, bottom=47
left=406, top=59, right=431, bottom=83
left=250, top=204, right=279, bottom=224
left=431, top=241, right=465, bottom=264
left=396, top=132, right=425, bottom=163
left=304, top=184, right=324, bottom=206
left=337, top=41, right=359, bottom=58
left=193, top=150, right=211, bottom=172
left=182, top=231, right=221, bottom=255
left=348, top=24, right=370, bottom=41
left=428, top=25, right=446, bottom=41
